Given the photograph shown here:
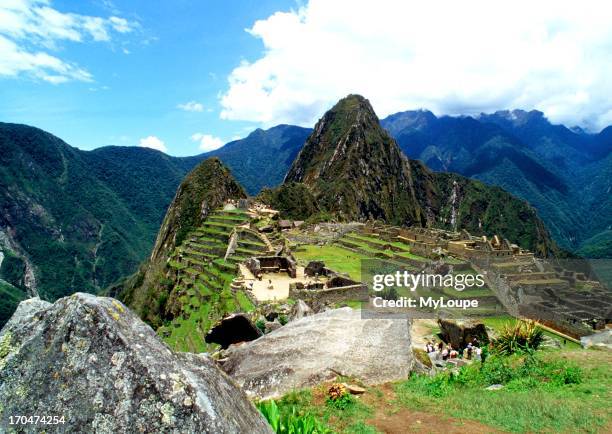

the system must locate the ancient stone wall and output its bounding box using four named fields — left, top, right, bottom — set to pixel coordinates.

left=288, top=283, right=367, bottom=305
